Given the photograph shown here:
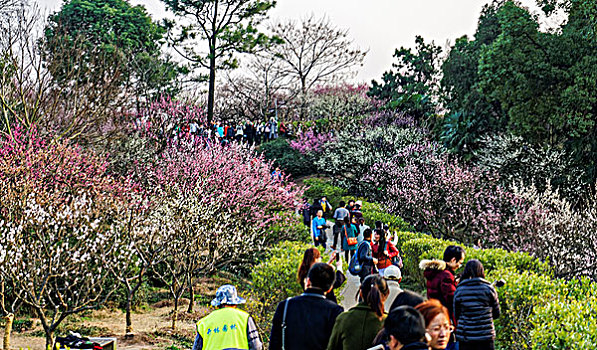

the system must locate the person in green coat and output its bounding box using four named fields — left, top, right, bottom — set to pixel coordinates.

left=340, top=216, right=358, bottom=262
left=327, top=275, right=390, bottom=350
